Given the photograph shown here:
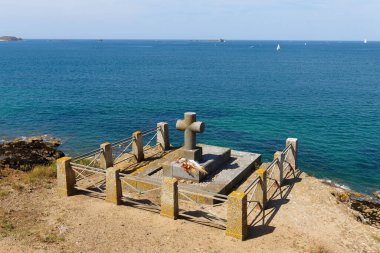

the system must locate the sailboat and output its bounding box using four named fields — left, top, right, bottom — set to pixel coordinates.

left=364, top=39, right=367, bottom=44
left=276, top=44, right=281, bottom=51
